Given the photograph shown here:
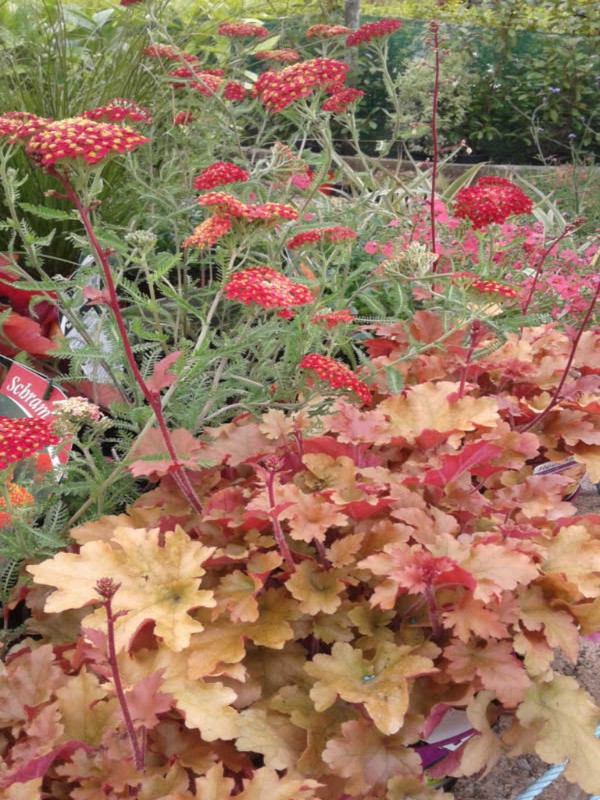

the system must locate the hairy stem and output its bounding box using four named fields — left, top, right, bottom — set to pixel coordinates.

left=428, top=21, right=441, bottom=272
left=49, top=168, right=203, bottom=517
left=264, top=468, right=296, bottom=573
